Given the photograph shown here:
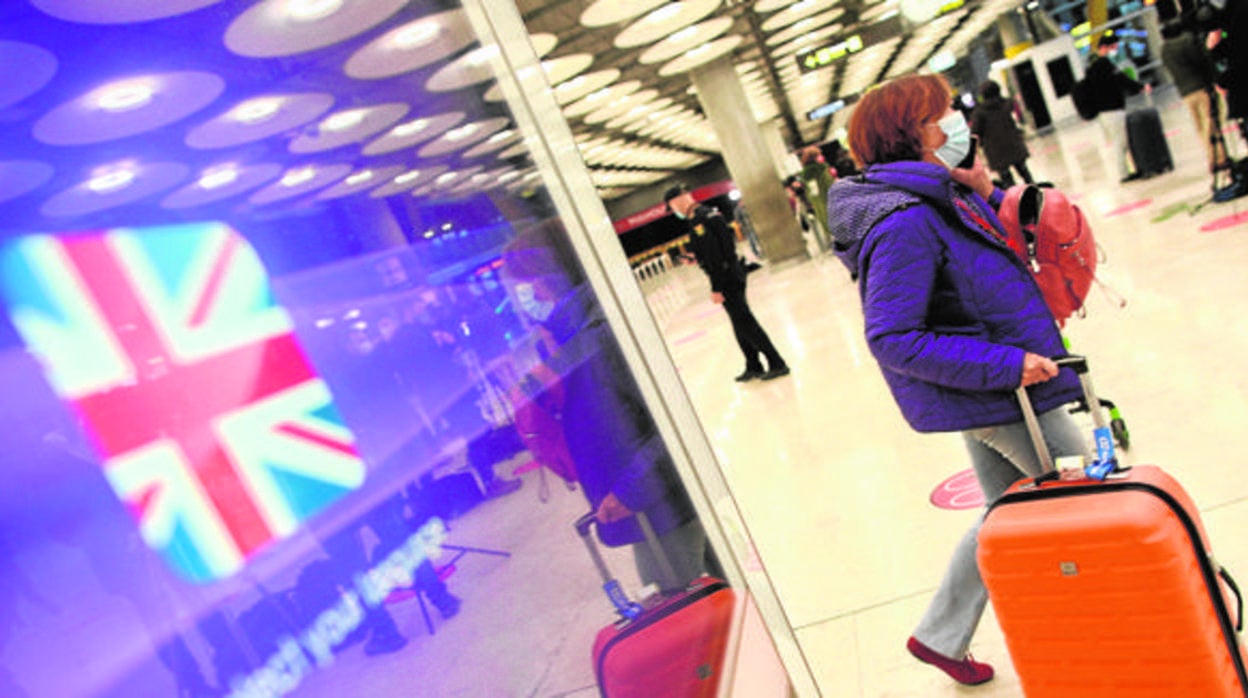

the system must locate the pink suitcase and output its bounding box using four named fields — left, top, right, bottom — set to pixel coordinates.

left=576, top=513, right=735, bottom=697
